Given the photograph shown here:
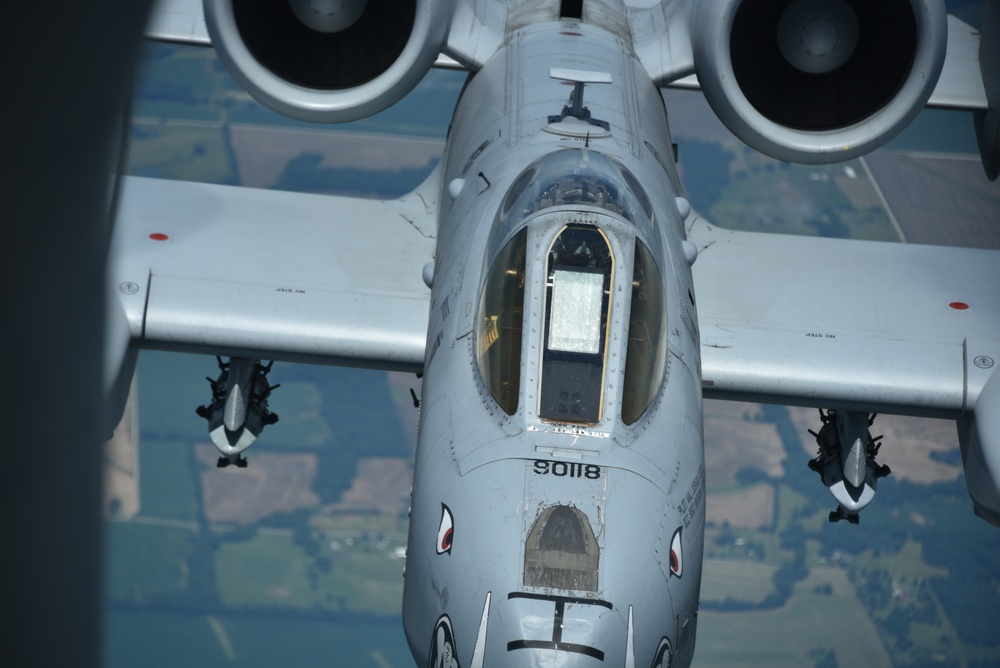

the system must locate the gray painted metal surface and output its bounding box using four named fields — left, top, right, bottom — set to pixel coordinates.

left=145, top=0, right=209, bottom=44
left=689, top=218, right=1000, bottom=418
left=113, top=1, right=1000, bottom=666
left=110, top=175, right=436, bottom=371
left=930, top=15, right=989, bottom=110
